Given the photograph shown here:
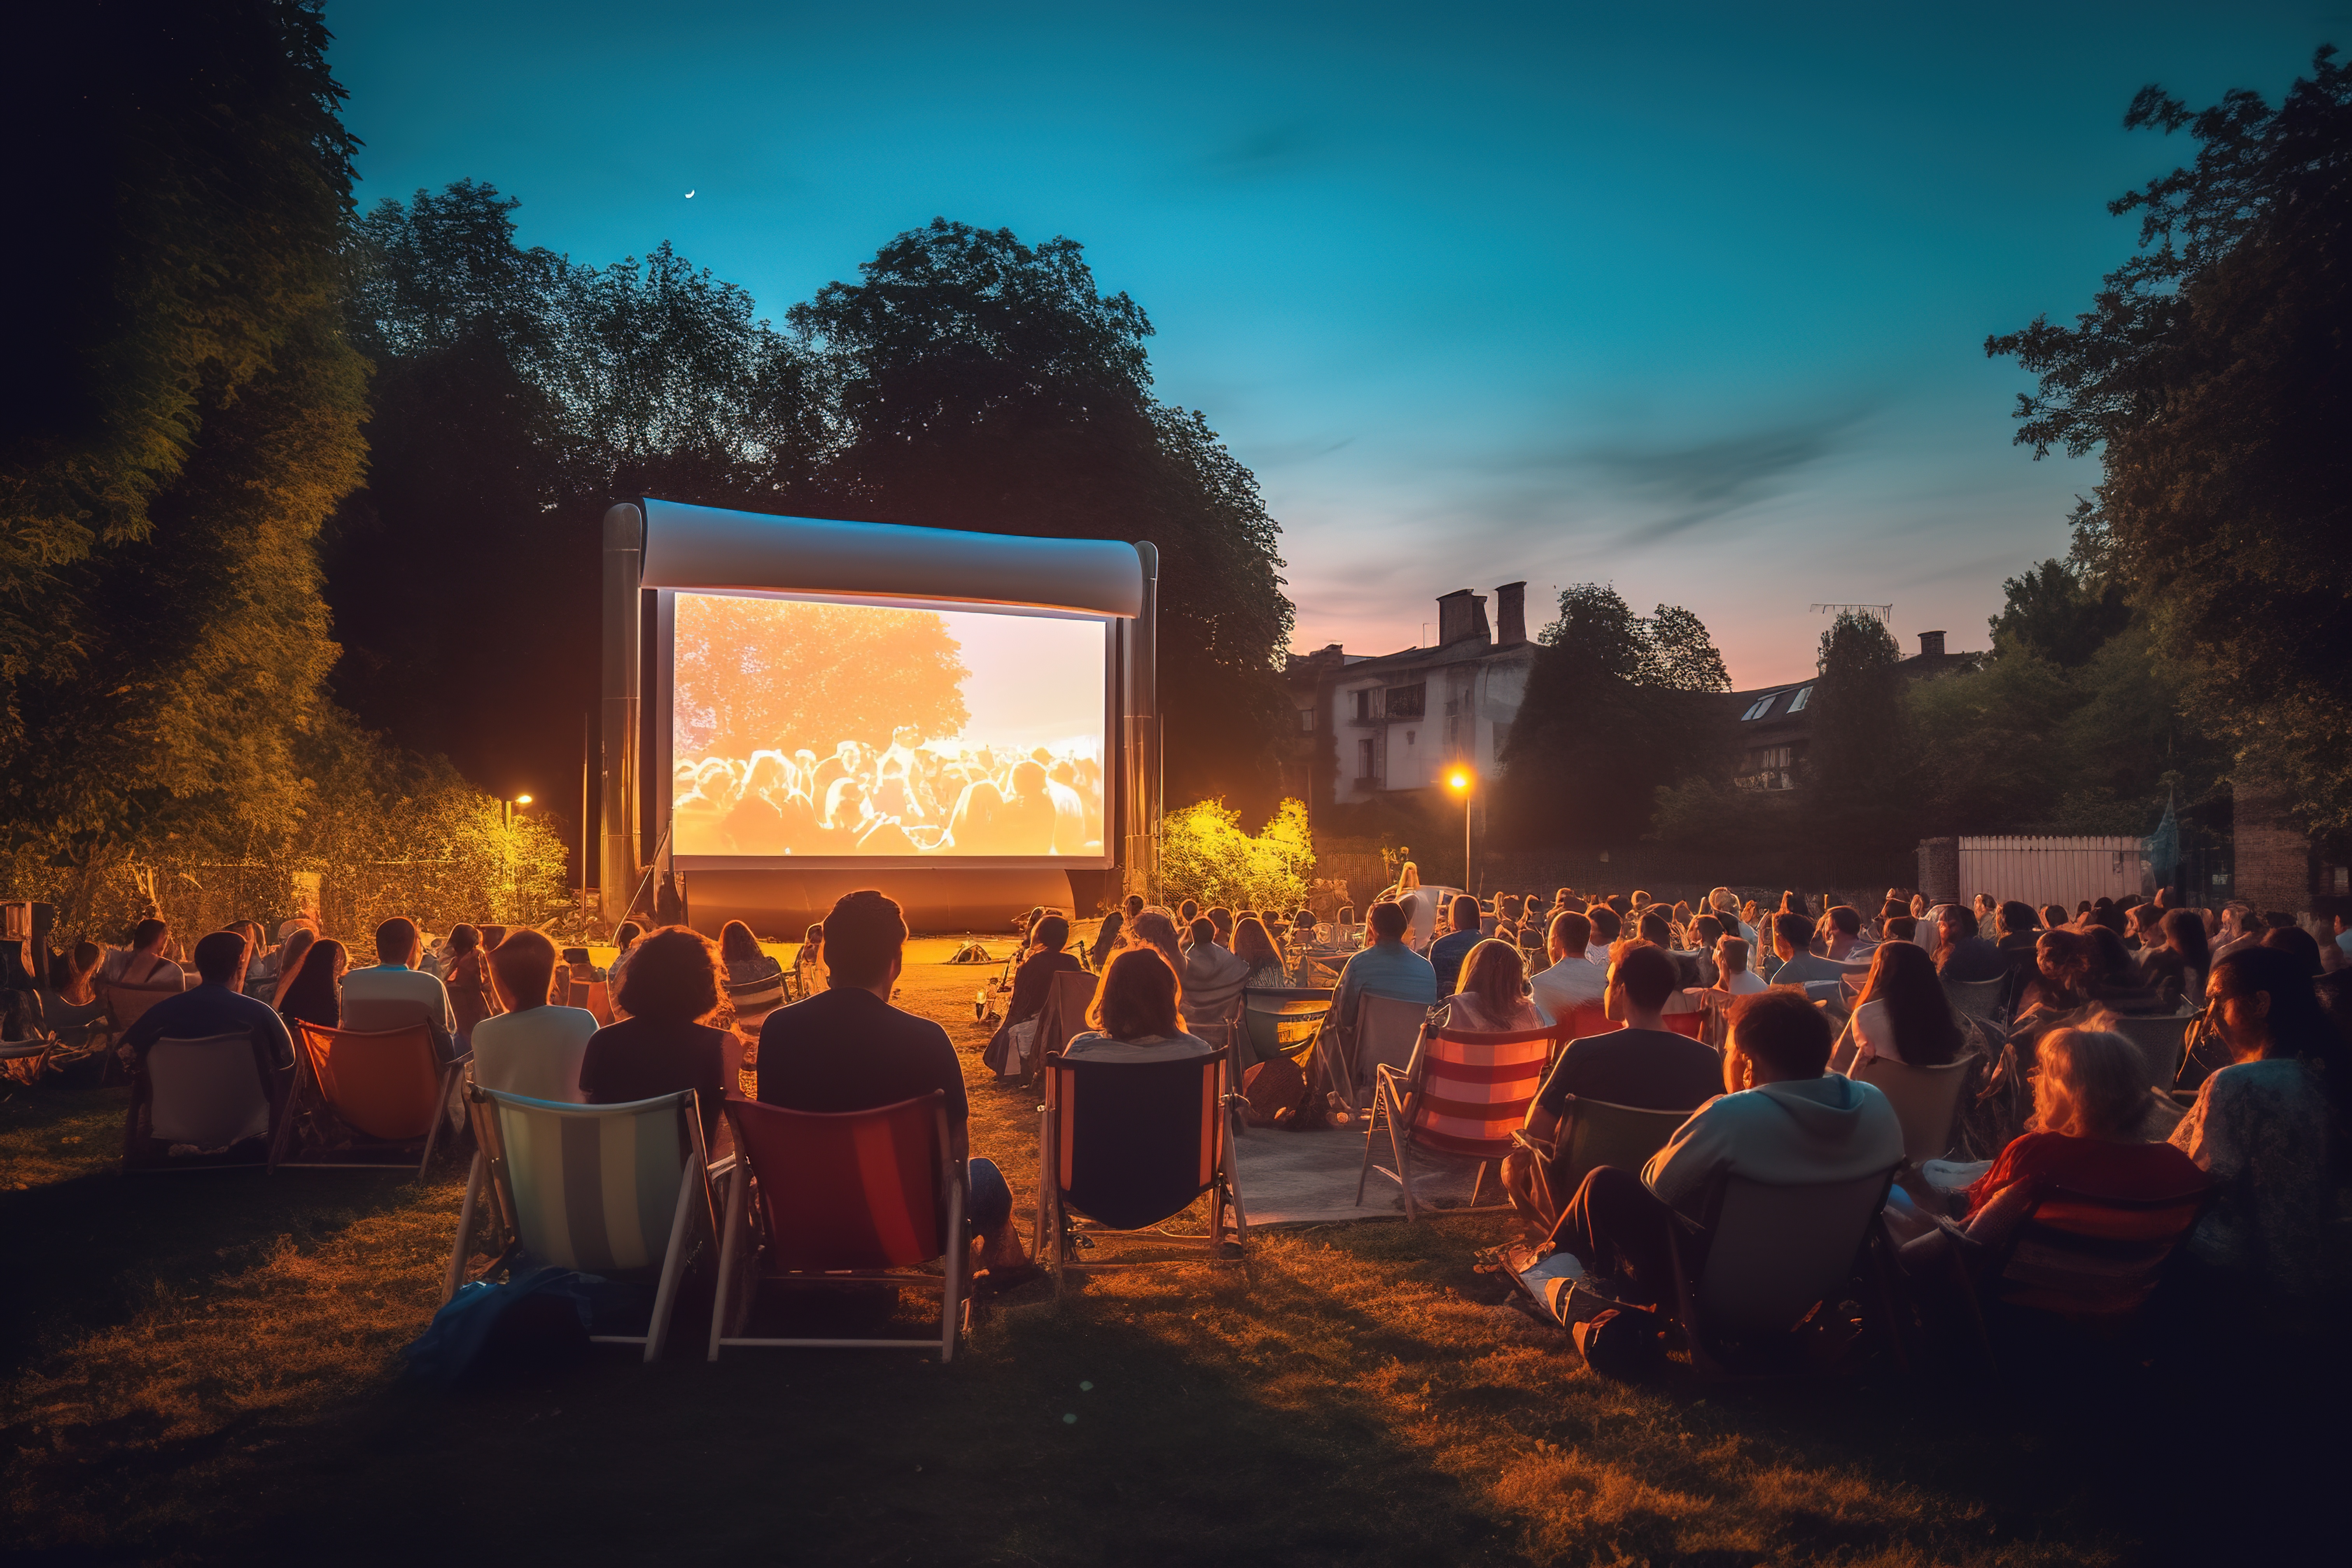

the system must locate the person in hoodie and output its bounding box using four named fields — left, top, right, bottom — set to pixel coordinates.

left=1178, top=916, right=1251, bottom=1048
left=1540, top=989, right=1904, bottom=1304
